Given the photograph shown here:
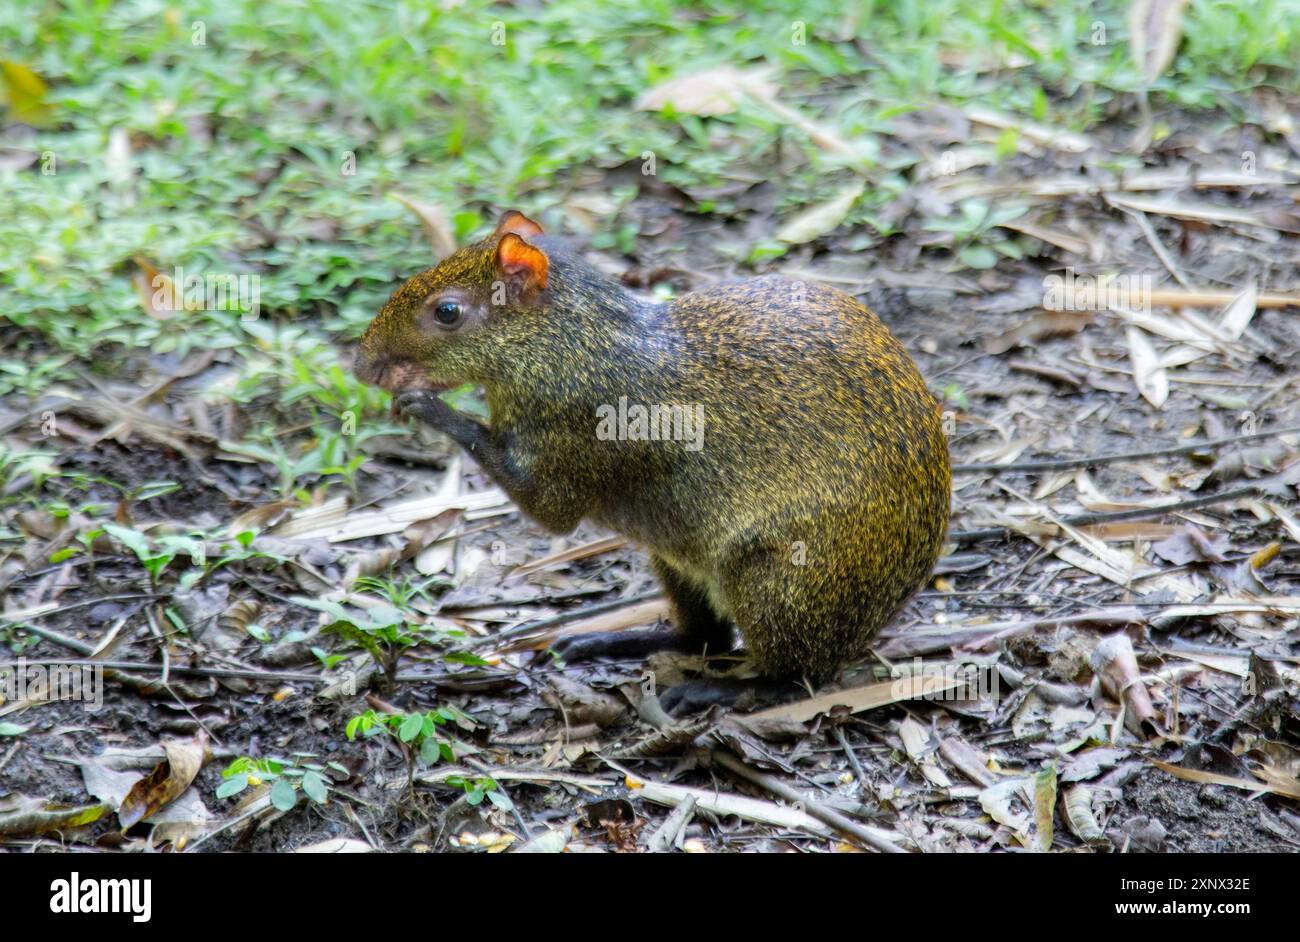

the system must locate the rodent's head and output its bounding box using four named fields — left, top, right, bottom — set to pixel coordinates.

left=355, top=210, right=550, bottom=393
